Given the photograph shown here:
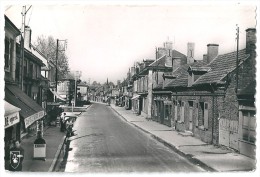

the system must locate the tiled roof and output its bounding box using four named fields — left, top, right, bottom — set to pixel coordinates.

left=165, top=61, right=206, bottom=88
left=149, top=55, right=167, bottom=67
left=188, top=66, right=211, bottom=72
left=194, top=49, right=250, bottom=85
left=172, top=49, right=187, bottom=65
